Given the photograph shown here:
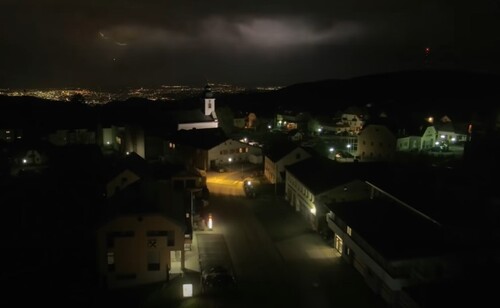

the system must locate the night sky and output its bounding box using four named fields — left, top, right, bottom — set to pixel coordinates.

left=1, top=0, right=499, bottom=88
